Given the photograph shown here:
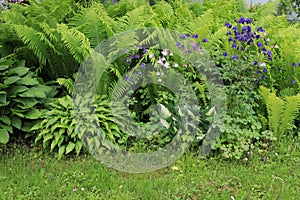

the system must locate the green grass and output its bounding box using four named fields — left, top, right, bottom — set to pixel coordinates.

left=1, top=142, right=300, bottom=200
